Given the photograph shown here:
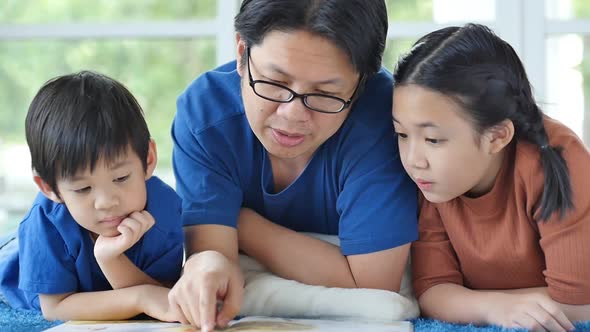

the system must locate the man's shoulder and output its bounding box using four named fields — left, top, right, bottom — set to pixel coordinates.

left=176, top=61, right=244, bottom=133
left=347, top=67, right=394, bottom=125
